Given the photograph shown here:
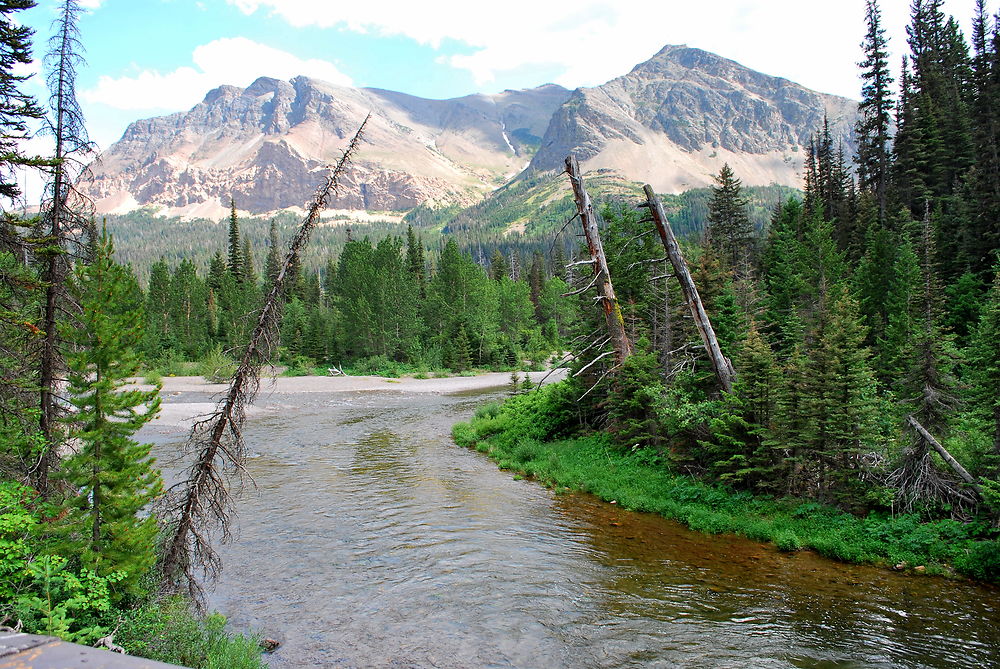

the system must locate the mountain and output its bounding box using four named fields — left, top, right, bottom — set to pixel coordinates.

left=82, top=77, right=569, bottom=218
left=81, top=45, right=857, bottom=219
left=527, top=44, right=856, bottom=192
